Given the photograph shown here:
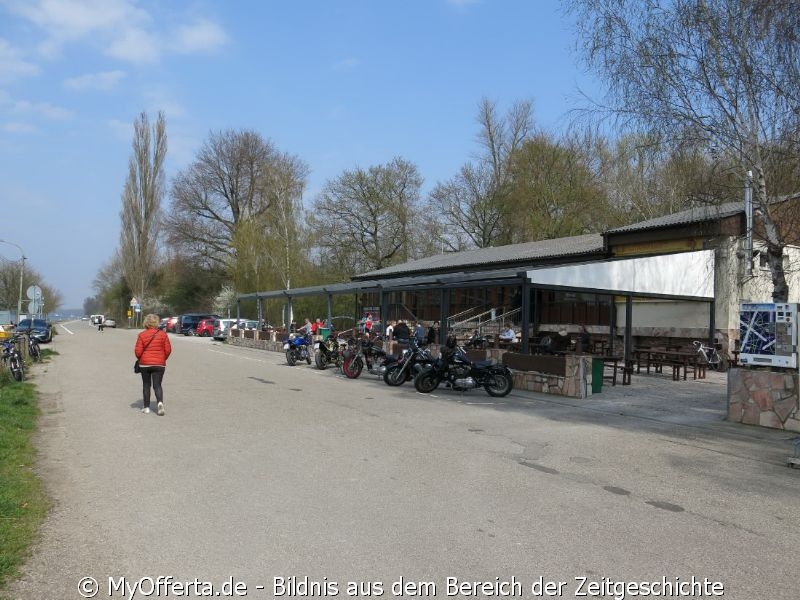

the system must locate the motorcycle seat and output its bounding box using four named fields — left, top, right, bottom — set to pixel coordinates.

left=473, top=359, right=497, bottom=368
